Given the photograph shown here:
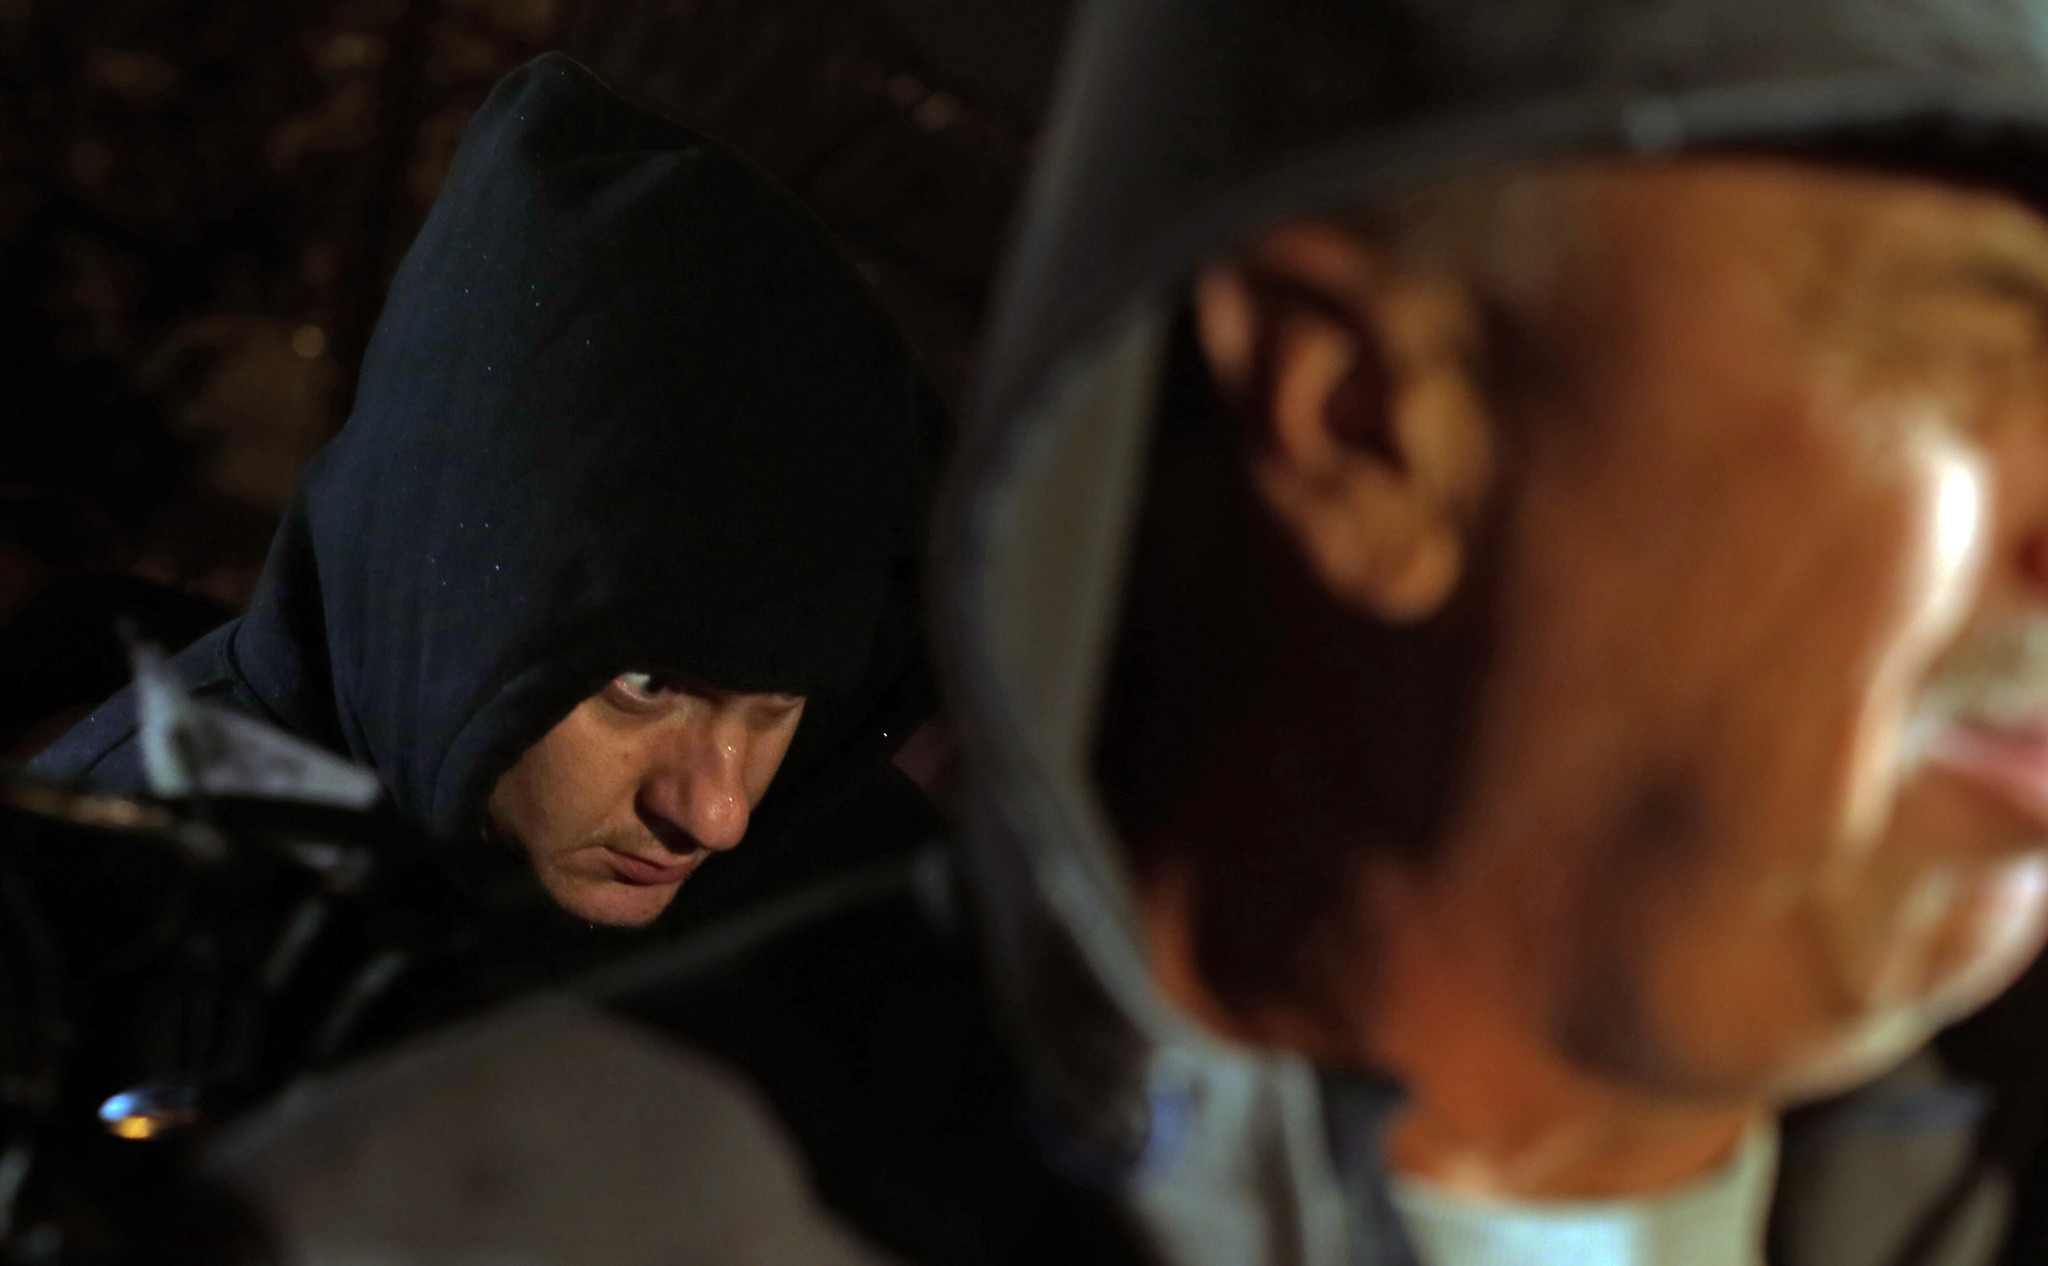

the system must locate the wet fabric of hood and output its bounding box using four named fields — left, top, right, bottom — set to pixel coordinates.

left=936, top=2, right=2048, bottom=1264
left=36, top=53, right=946, bottom=842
